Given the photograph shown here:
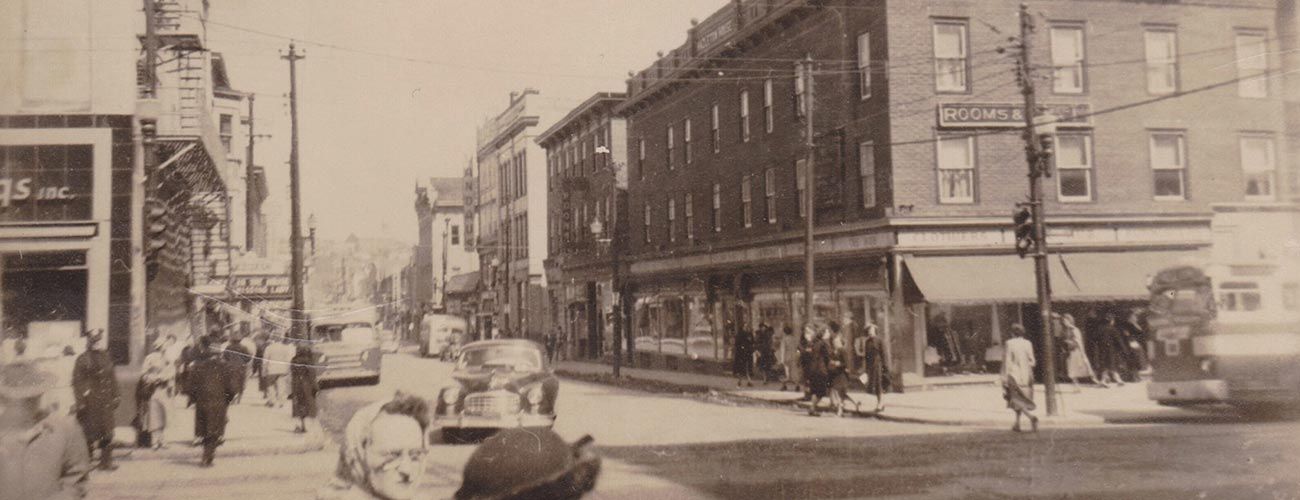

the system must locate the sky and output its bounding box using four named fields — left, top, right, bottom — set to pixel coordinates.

left=206, top=0, right=731, bottom=249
